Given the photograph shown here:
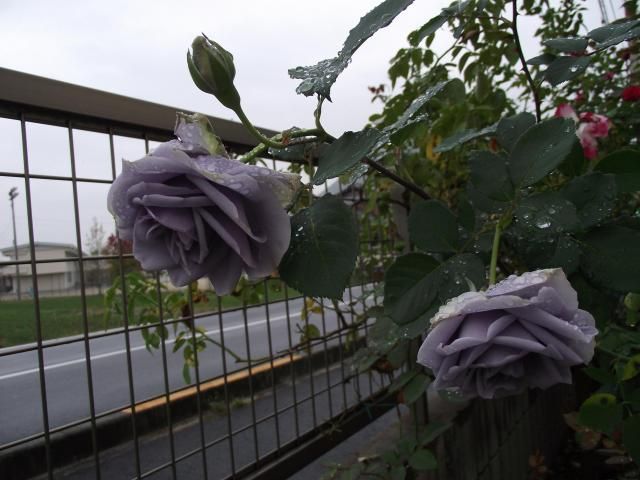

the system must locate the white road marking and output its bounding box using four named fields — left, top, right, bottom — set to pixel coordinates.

left=0, top=312, right=299, bottom=382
